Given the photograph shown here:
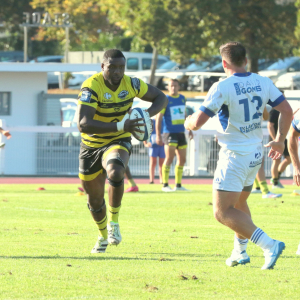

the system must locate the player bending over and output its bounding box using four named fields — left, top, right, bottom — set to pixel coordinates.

left=185, top=42, right=293, bottom=269
left=287, top=108, right=300, bottom=255
left=77, top=49, right=168, bottom=253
